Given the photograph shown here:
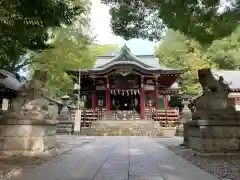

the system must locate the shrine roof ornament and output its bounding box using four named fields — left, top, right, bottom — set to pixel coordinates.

left=97, top=44, right=152, bottom=68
